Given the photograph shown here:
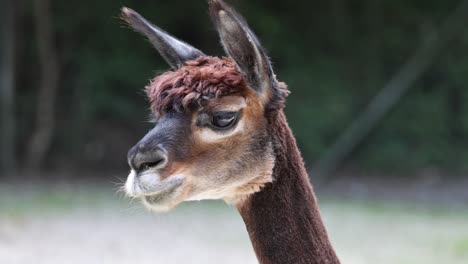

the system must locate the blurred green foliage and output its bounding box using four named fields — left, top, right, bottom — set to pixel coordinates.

left=16, top=0, right=468, bottom=173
